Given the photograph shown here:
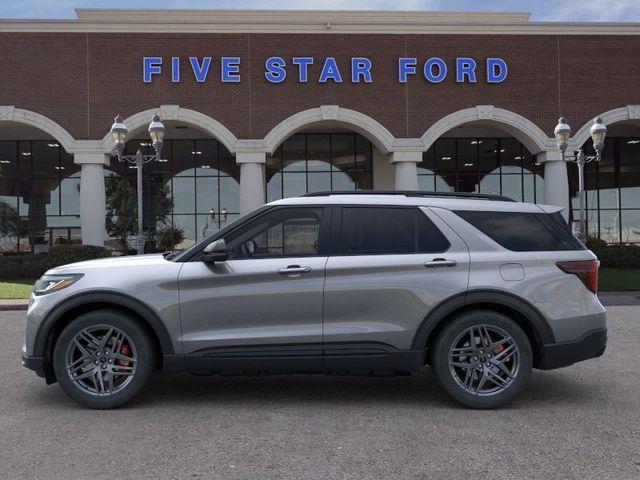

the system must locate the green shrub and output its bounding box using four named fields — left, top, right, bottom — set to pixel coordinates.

left=0, top=245, right=110, bottom=280
left=586, top=236, right=640, bottom=269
